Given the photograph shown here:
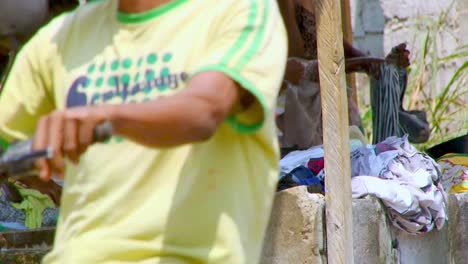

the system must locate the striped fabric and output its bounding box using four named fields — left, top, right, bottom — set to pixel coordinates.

left=370, top=63, right=408, bottom=144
